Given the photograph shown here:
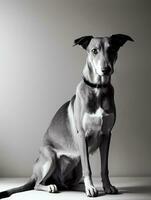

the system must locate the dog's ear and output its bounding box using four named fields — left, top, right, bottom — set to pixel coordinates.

left=110, top=34, right=134, bottom=50
left=73, top=36, right=93, bottom=50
